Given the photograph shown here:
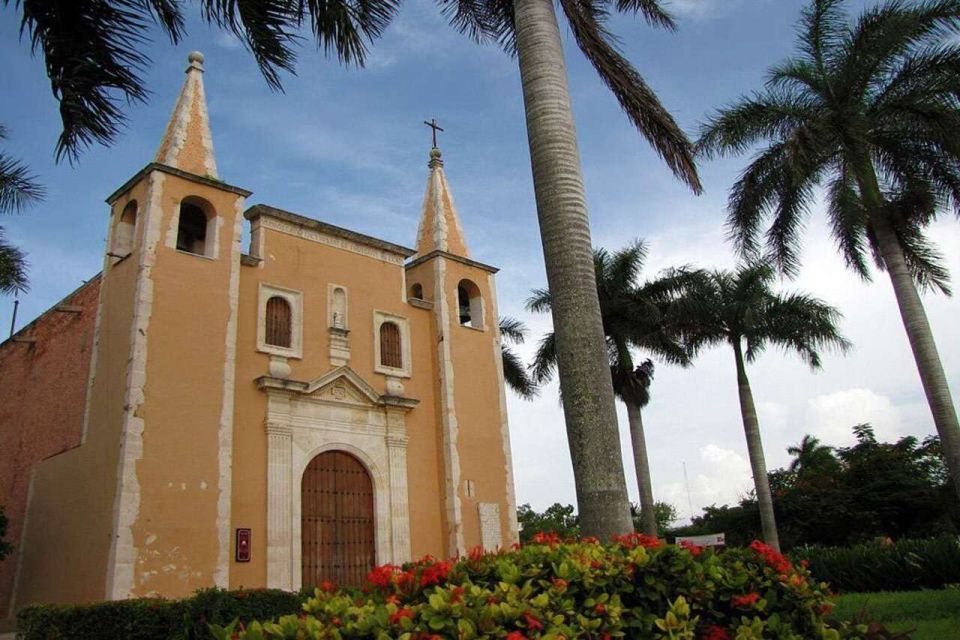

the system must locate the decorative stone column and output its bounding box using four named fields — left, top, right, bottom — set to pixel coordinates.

left=385, top=408, right=412, bottom=564
left=266, top=420, right=293, bottom=590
